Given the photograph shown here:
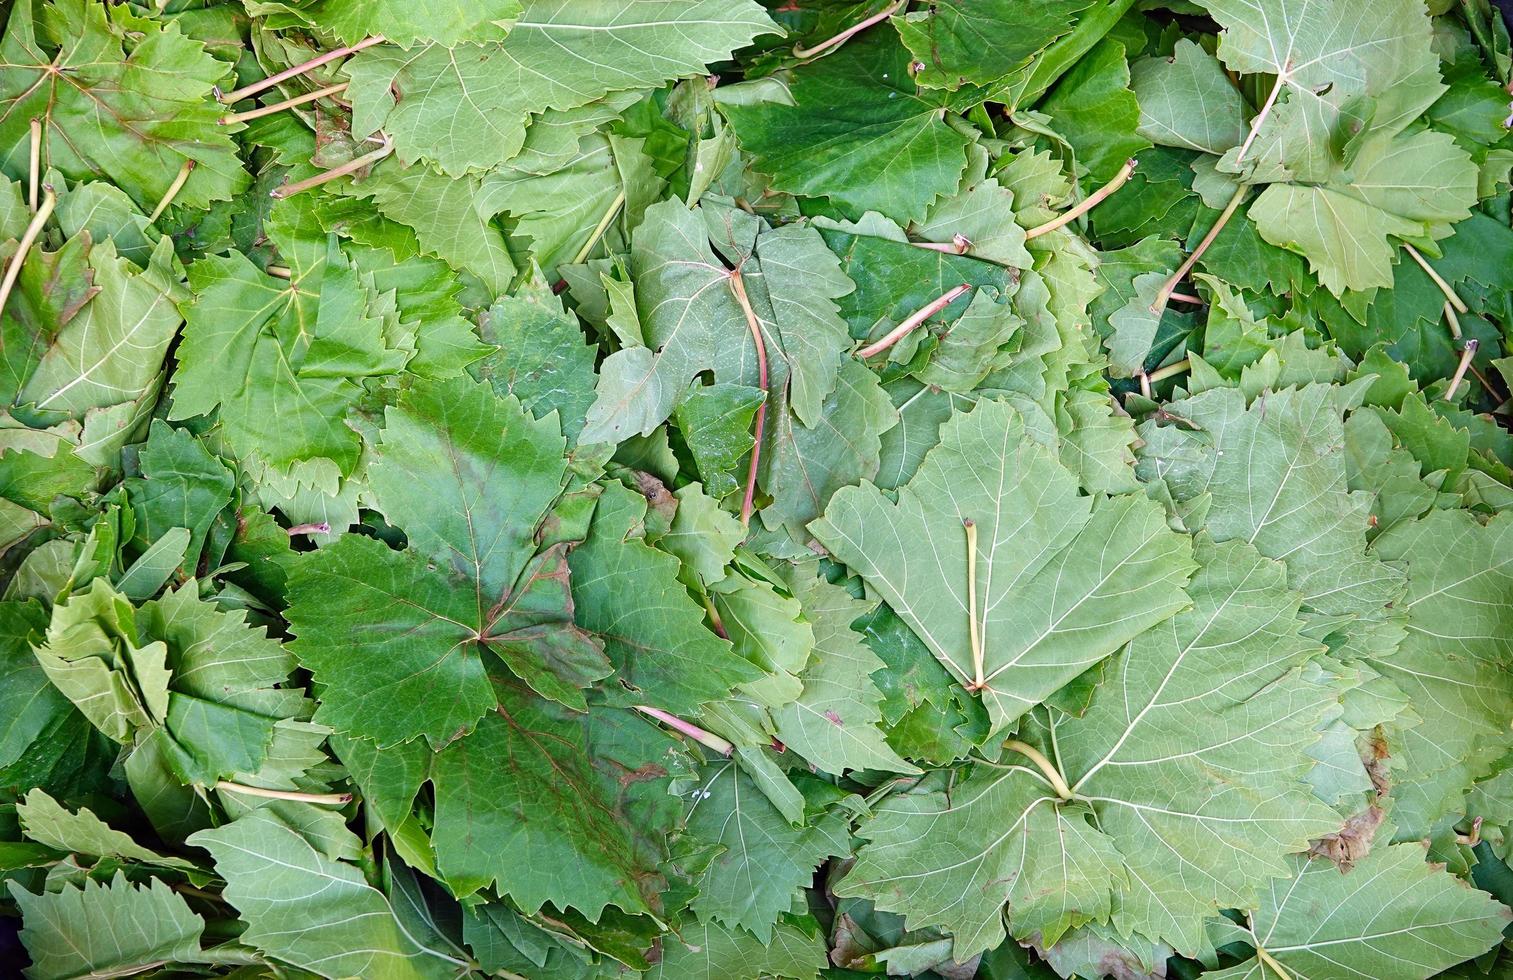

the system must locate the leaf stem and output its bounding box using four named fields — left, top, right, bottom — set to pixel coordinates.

left=1232, top=61, right=1291, bottom=168
left=702, top=594, right=730, bottom=639
left=0, top=185, right=55, bottom=329
left=219, top=82, right=349, bottom=125
left=634, top=706, right=734, bottom=756
left=147, top=159, right=195, bottom=223
left=1167, top=291, right=1204, bottom=304
left=193, top=946, right=267, bottom=968
left=913, top=234, right=972, bottom=254
left=963, top=519, right=984, bottom=691
left=271, top=135, right=393, bottom=199
left=792, top=0, right=905, bottom=59
left=1025, top=158, right=1137, bottom=240
left=28, top=118, right=40, bottom=213
left=857, top=283, right=972, bottom=359
left=266, top=264, right=292, bottom=280
left=286, top=521, right=330, bottom=536
left=728, top=268, right=768, bottom=526
left=1404, top=243, right=1467, bottom=314
left=572, top=189, right=626, bottom=266
left=1443, top=300, right=1462, bottom=340
left=213, top=780, right=352, bottom=805
left=1445, top=339, right=1479, bottom=401
left=1146, top=358, right=1191, bottom=384
left=218, top=35, right=386, bottom=104
left=1151, top=183, right=1247, bottom=314
left=1440, top=302, right=1496, bottom=393
left=1253, top=945, right=1296, bottom=980
left=1003, top=740, right=1076, bottom=801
